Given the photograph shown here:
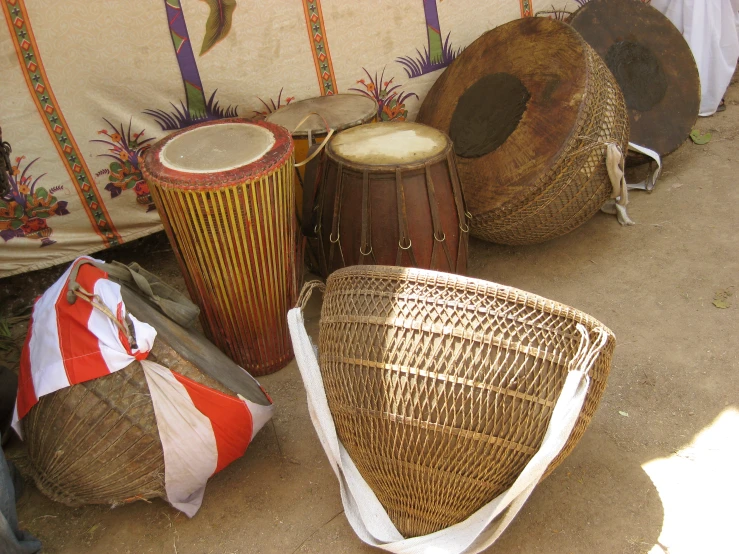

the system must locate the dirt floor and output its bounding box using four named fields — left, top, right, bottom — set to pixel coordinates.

left=2, top=78, right=738, bottom=554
